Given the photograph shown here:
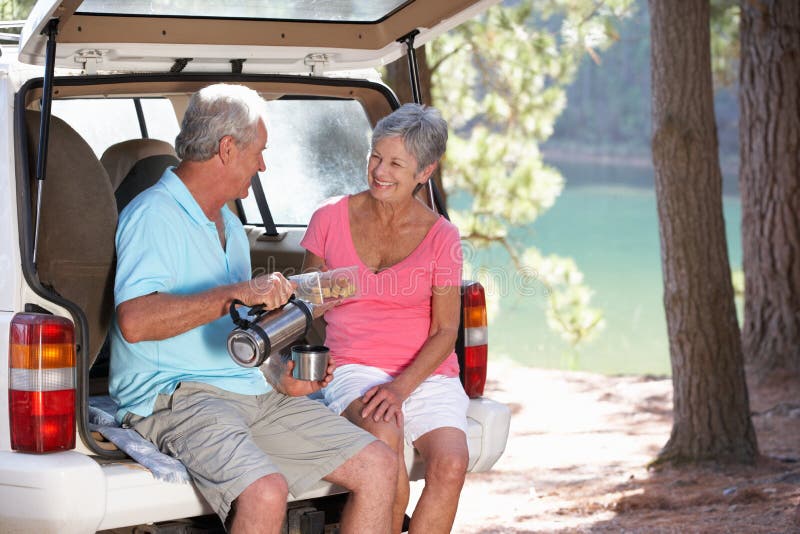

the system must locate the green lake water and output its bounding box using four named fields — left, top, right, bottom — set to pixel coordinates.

left=465, top=161, right=742, bottom=376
